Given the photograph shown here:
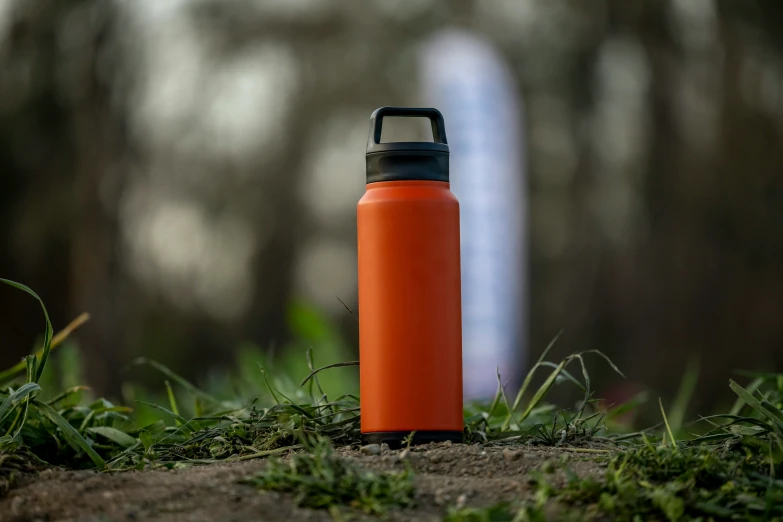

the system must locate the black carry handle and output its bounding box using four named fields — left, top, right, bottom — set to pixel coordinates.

left=367, top=107, right=448, bottom=154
